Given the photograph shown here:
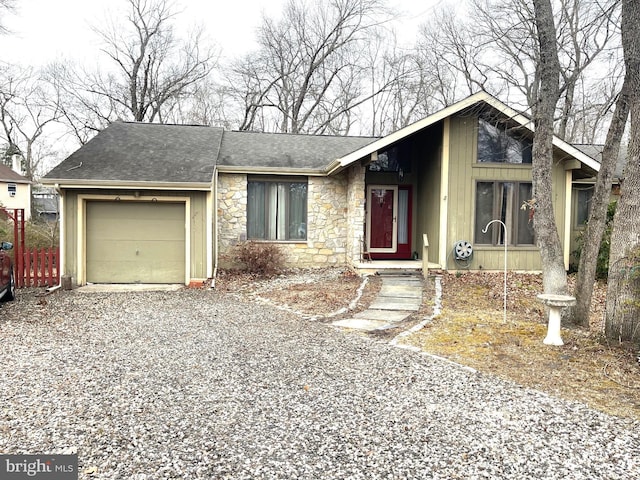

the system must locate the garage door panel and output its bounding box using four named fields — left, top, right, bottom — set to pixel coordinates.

left=86, top=201, right=186, bottom=284
left=90, top=221, right=184, bottom=242
left=88, top=239, right=185, bottom=261
left=87, top=259, right=185, bottom=283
